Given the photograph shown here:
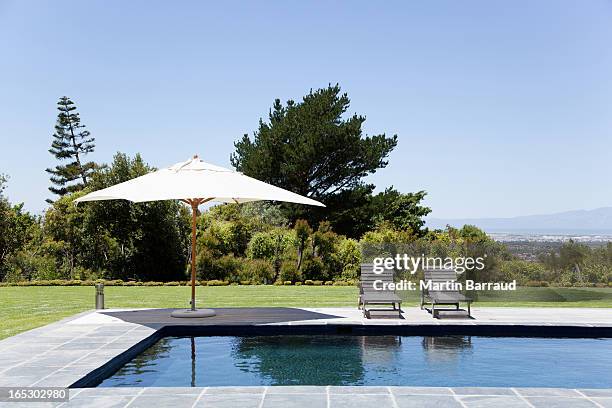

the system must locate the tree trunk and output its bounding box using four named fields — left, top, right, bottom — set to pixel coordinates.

left=67, top=117, right=87, bottom=186
left=296, top=242, right=303, bottom=270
